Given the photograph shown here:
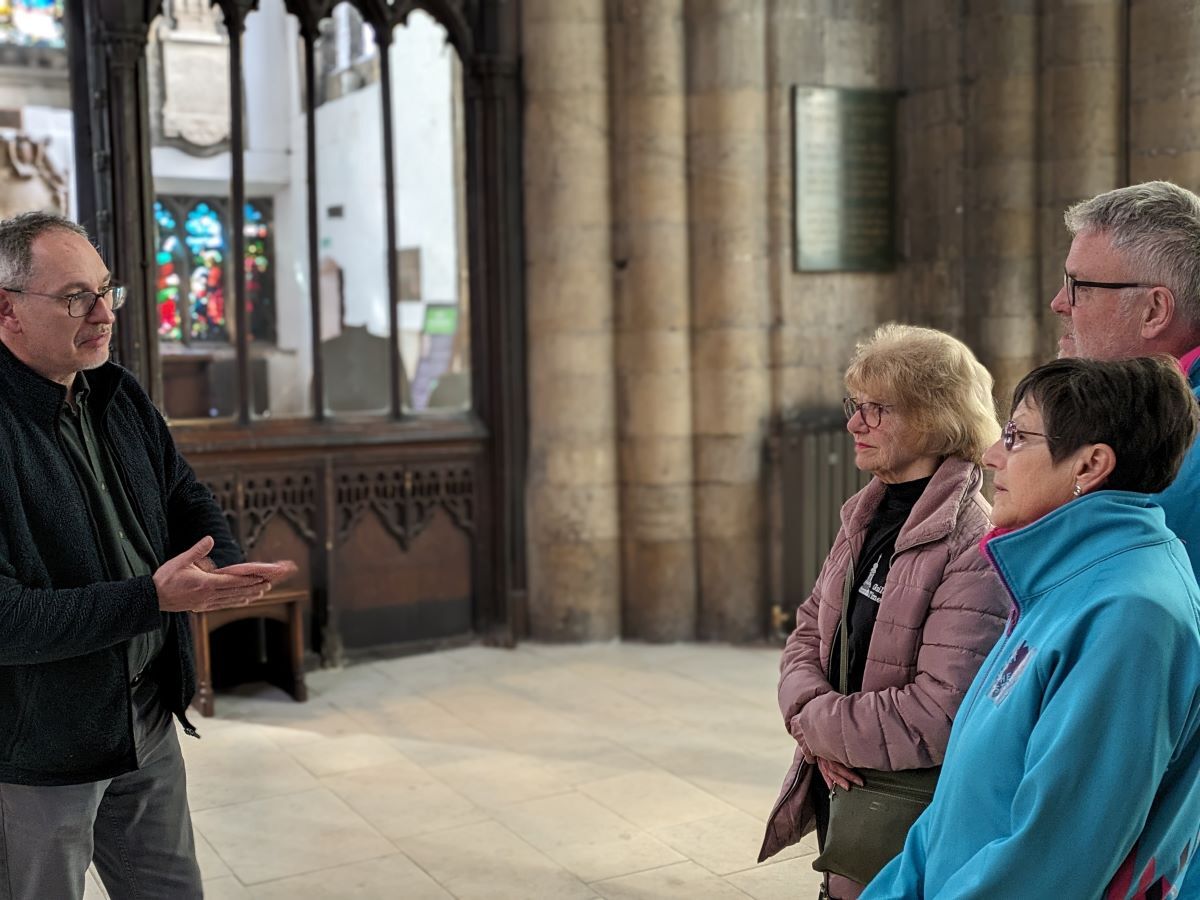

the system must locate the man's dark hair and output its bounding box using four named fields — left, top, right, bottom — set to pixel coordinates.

left=1011, top=356, right=1198, bottom=494
left=0, top=210, right=88, bottom=290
